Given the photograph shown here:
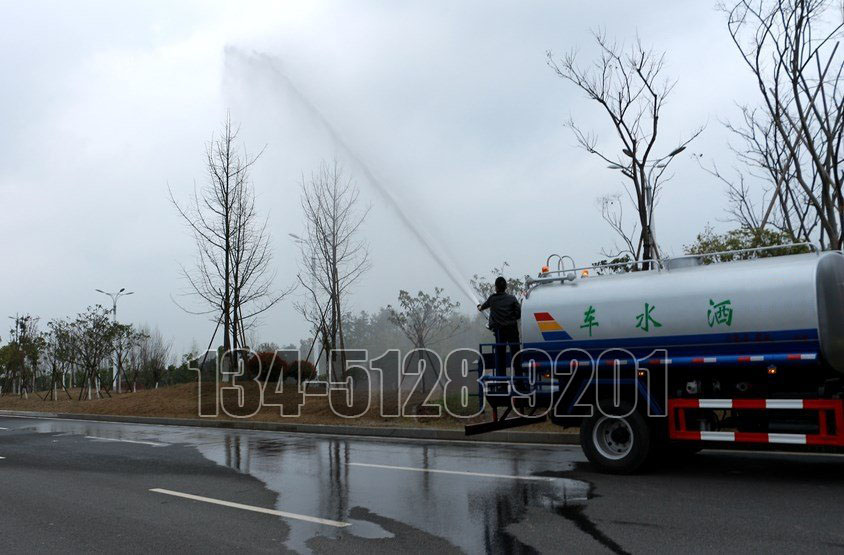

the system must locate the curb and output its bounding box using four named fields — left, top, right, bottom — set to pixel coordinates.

left=0, top=410, right=580, bottom=446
